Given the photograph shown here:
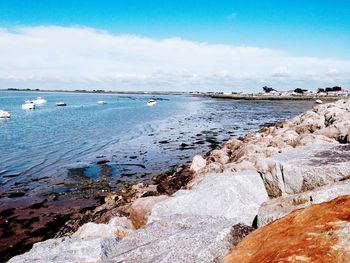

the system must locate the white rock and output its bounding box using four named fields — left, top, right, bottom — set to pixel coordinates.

left=190, top=155, right=207, bottom=172
left=8, top=237, right=116, bottom=263
left=149, top=171, right=268, bottom=226
left=108, top=215, right=253, bottom=263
